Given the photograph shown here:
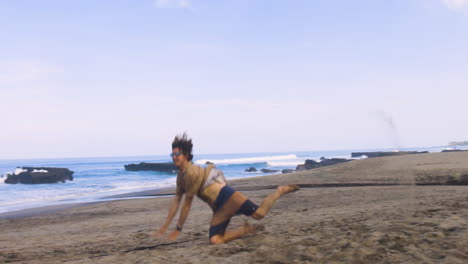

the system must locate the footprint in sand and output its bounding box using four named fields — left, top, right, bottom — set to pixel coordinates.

left=133, top=232, right=150, bottom=240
